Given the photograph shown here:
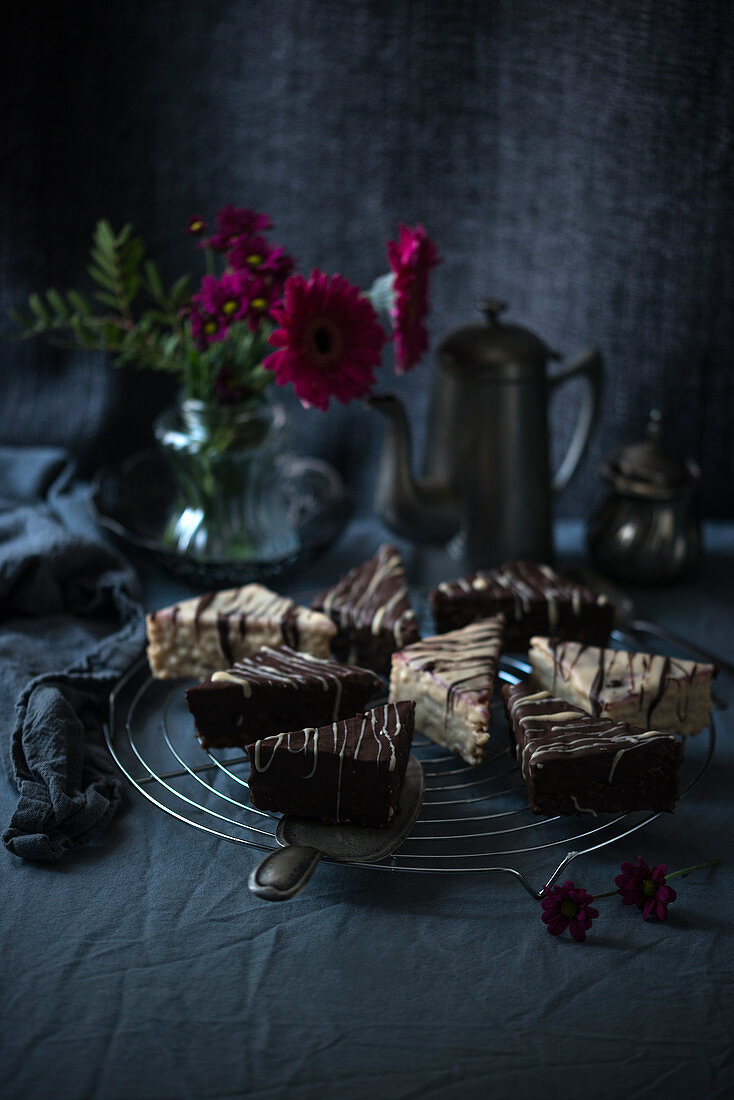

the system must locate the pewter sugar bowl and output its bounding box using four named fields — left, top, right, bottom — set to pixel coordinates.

left=588, top=410, right=701, bottom=585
